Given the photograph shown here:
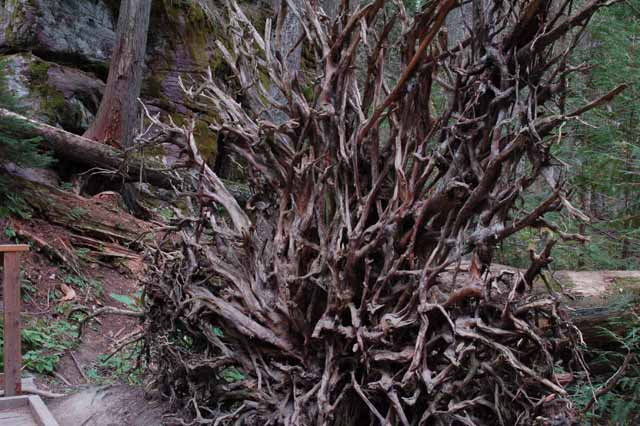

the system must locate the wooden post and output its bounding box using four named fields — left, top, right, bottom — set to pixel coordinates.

left=0, top=244, right=29, bottom=397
